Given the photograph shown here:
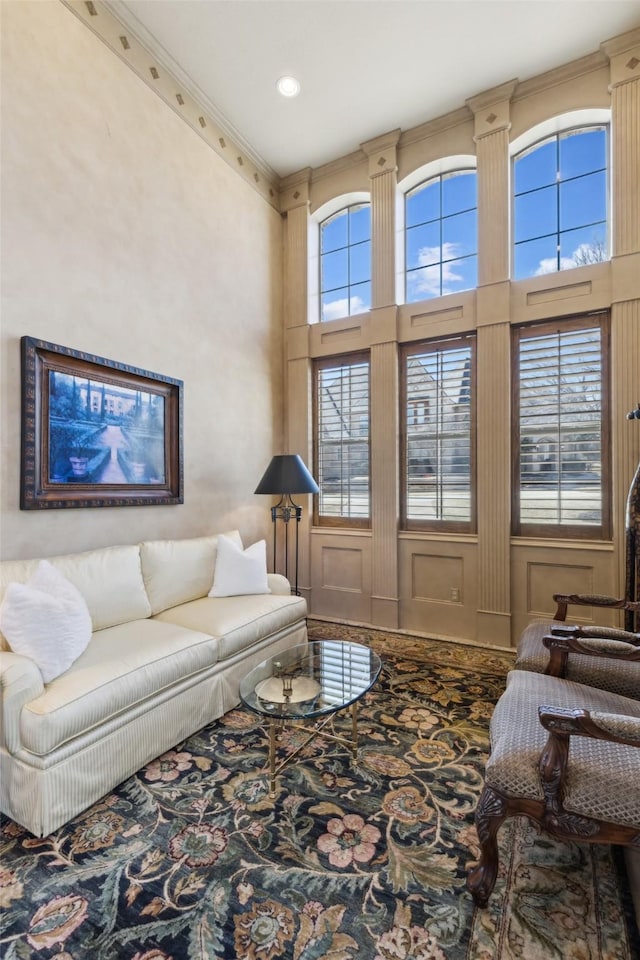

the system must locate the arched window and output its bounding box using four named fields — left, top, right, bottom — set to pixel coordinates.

left=319, top=203, right=371, bottom=321
left=405, top=170, right=477, bottom=302
left=513, top=124, right=609, bottom=280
